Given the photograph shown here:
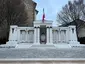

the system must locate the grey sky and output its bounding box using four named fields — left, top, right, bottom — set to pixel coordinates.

left=33, top=0, right=73, bottom=25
